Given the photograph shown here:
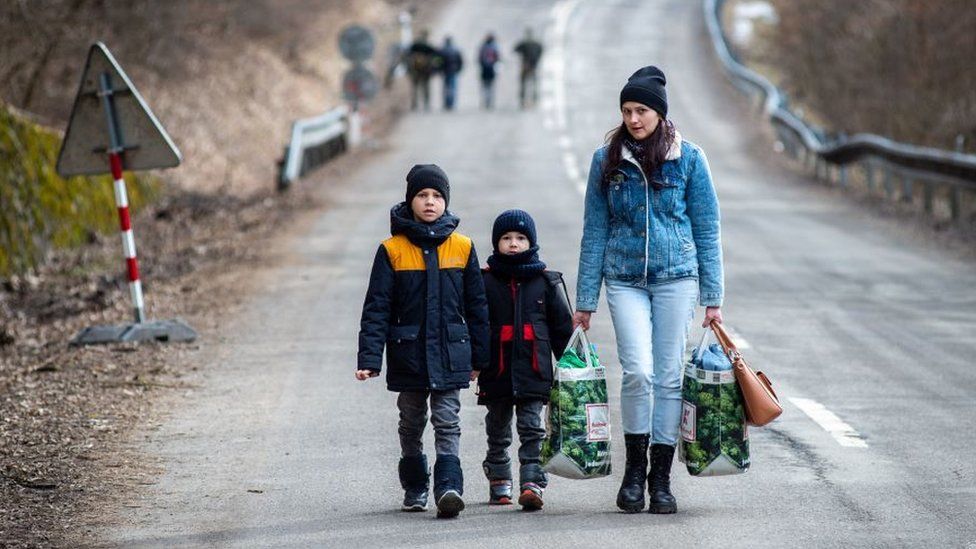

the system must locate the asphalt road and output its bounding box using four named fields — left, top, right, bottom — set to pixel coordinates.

left=105, top=0, right=976, bottom=547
